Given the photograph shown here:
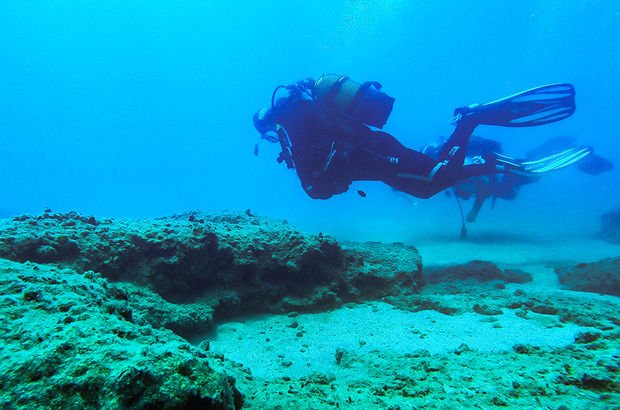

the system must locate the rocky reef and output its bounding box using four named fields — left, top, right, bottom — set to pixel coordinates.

left=423, top=260, right=532, bottom=286
left=0, top=259, right=242, bottom=409
left=599, top=206, right=620, bottom=244
left=0, top=211, right=422, bottom=336
left=556, top=257, right=620, bottom=297
left=0, top=210, right=423, bottom=409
